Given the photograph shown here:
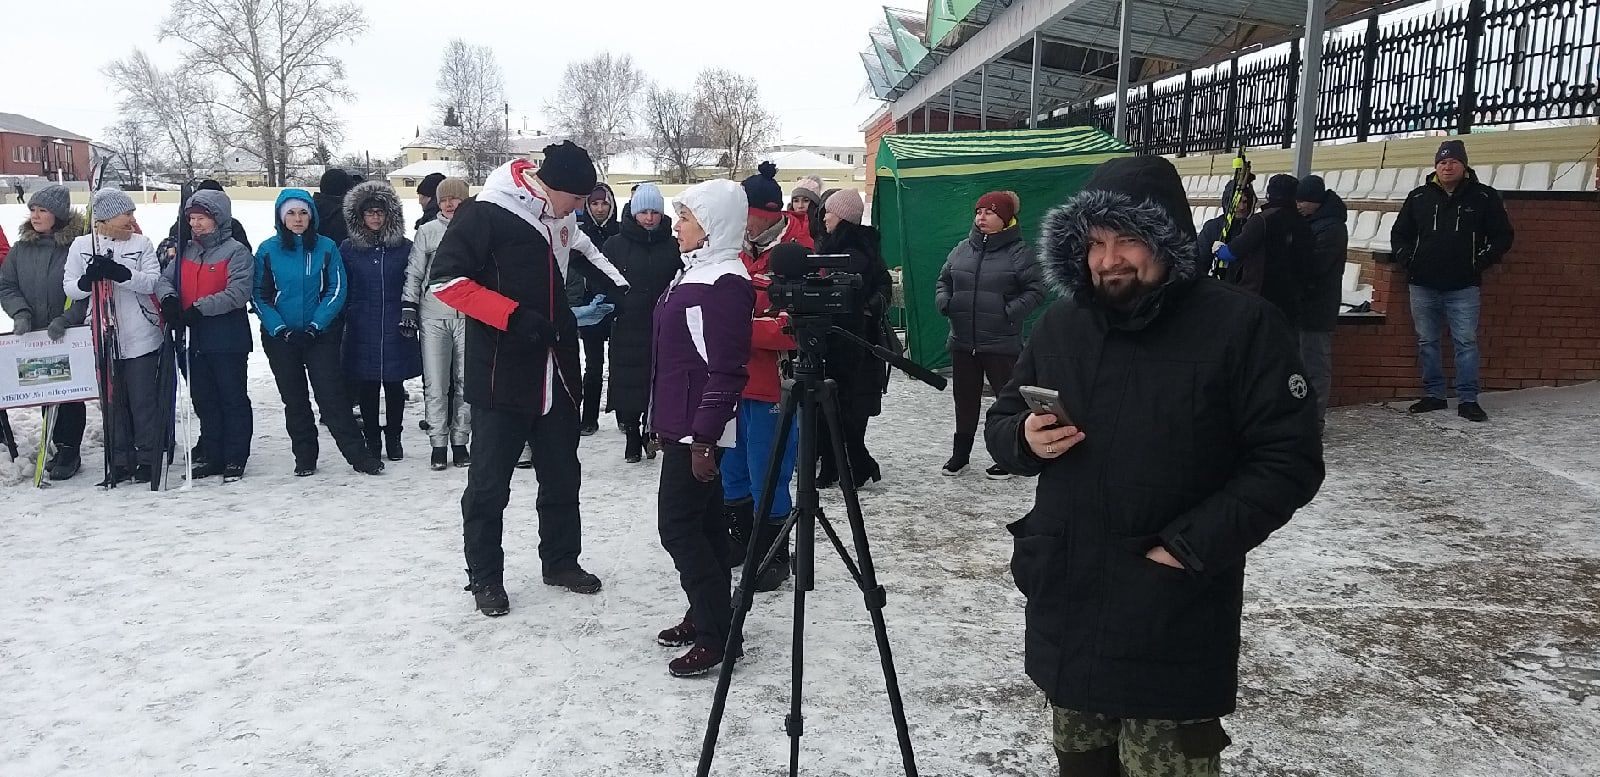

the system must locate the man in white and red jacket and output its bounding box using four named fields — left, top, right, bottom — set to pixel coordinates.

left=723, top=161, right=814, bottom=593
left=428, top=142, right=628, bottom=617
